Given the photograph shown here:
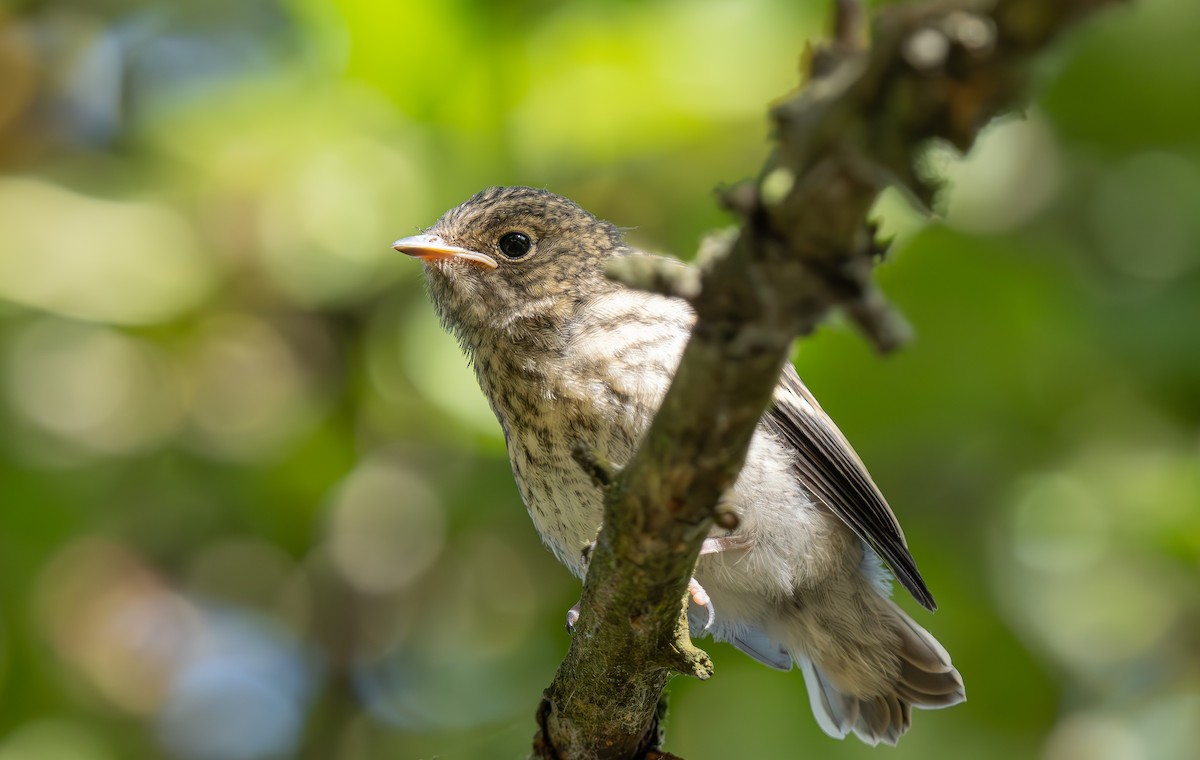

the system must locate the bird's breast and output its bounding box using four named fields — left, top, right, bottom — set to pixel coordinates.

left=489, top=358, right=660, bottom=575
left=474, top=292, right=692, bottom=573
